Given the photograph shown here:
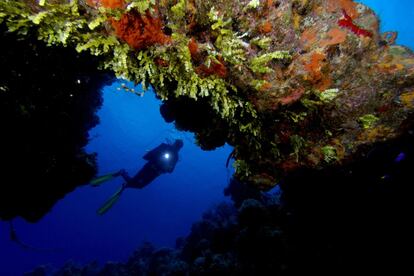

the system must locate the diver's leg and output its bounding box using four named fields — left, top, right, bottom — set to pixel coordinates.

left=90, top=170, right=127, bottom=187
left=126, top=163, right=161, bottom=189
left=115, top=169, right=131, bottom=182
